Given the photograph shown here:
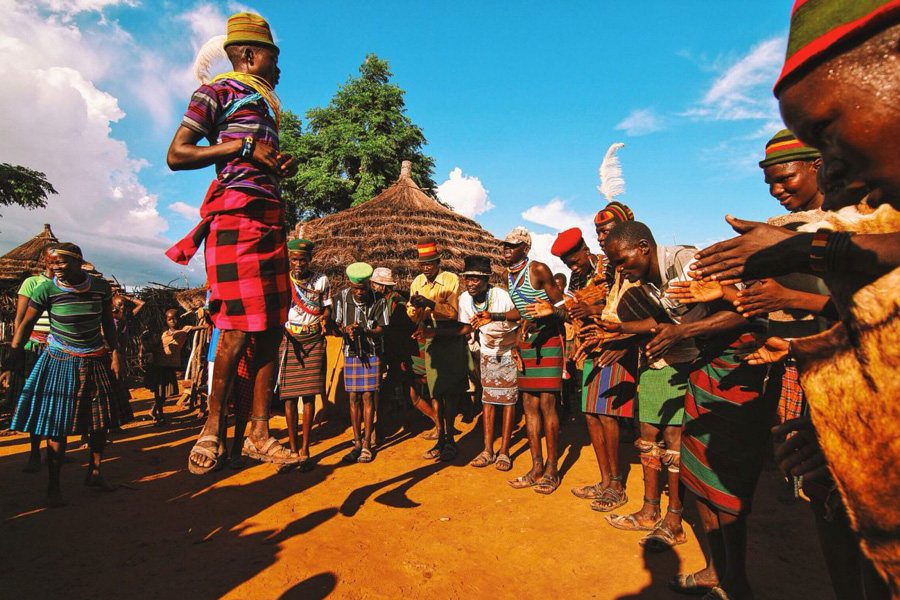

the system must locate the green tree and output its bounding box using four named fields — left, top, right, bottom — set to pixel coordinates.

left=280, top=54, right=437, bottom=226
left=0, top=163, right=57, bottom=216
